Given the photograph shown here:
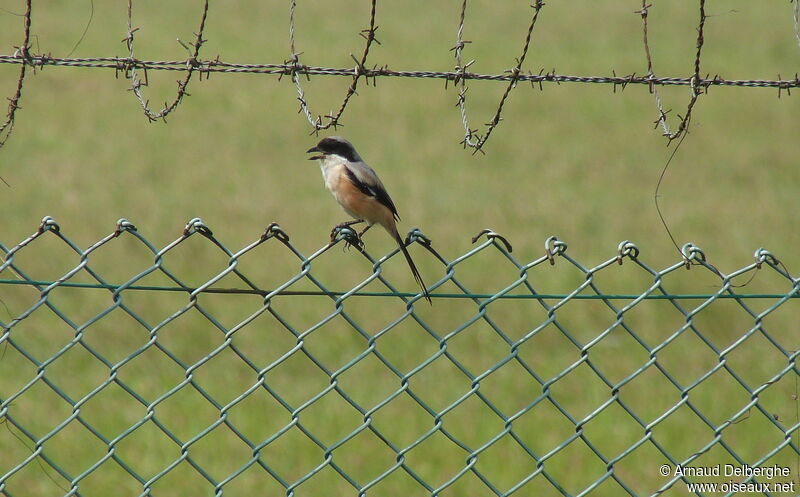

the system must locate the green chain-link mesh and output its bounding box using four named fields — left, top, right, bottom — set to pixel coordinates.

left=1, top=217, right=798, bottom=497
